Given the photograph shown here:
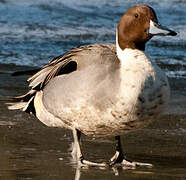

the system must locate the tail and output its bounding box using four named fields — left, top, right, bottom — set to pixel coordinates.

left=11, top=68, right=40, bottom=76
left=7, top=102, right=27, bottom=110
left=7, top=45, right=82, bottom=115
left=7, top=90, right=36, bottom=115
